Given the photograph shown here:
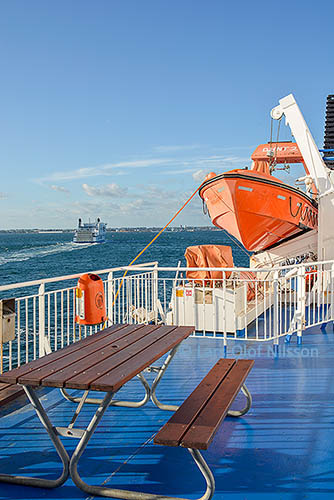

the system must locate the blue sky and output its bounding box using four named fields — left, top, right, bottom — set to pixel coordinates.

left=1, top=0, right=333, bottom=229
